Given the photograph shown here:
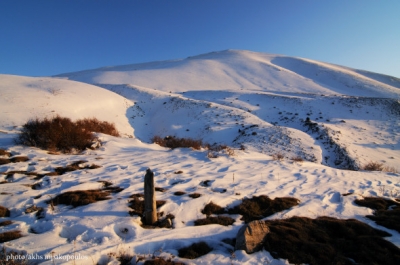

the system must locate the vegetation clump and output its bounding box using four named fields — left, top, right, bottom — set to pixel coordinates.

left=0, top=205, right=10, bottom=217
left=263, top=216, right=400, bottom=265
left=194, top=216, right=235, bottom=226
left=48, top=190, right=112, bottom=208
left=229, top=195, right=300, bottom=223
left=201, top=202, right=226, bottom=216
left=0, top=230, right=23, bottom=243
left=16, top=115, right=119, bottom=153
left=355, top=197, right=400, bottom=233
left=152, top=135, right=202, bottom=150
left=178, top=242, right=212, bottom=259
